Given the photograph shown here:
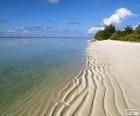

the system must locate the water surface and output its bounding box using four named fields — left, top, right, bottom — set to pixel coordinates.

left=0, top=37, right=87, bottom=115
